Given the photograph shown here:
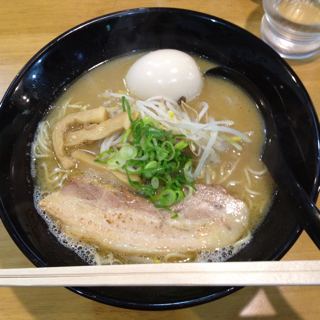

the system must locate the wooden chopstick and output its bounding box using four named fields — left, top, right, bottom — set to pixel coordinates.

left=0, top=260, right=320, bottom=287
